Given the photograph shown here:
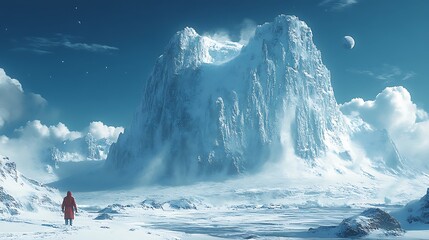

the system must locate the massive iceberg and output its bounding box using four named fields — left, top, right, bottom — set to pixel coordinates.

left=106, top=15, right=402, bottom=182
